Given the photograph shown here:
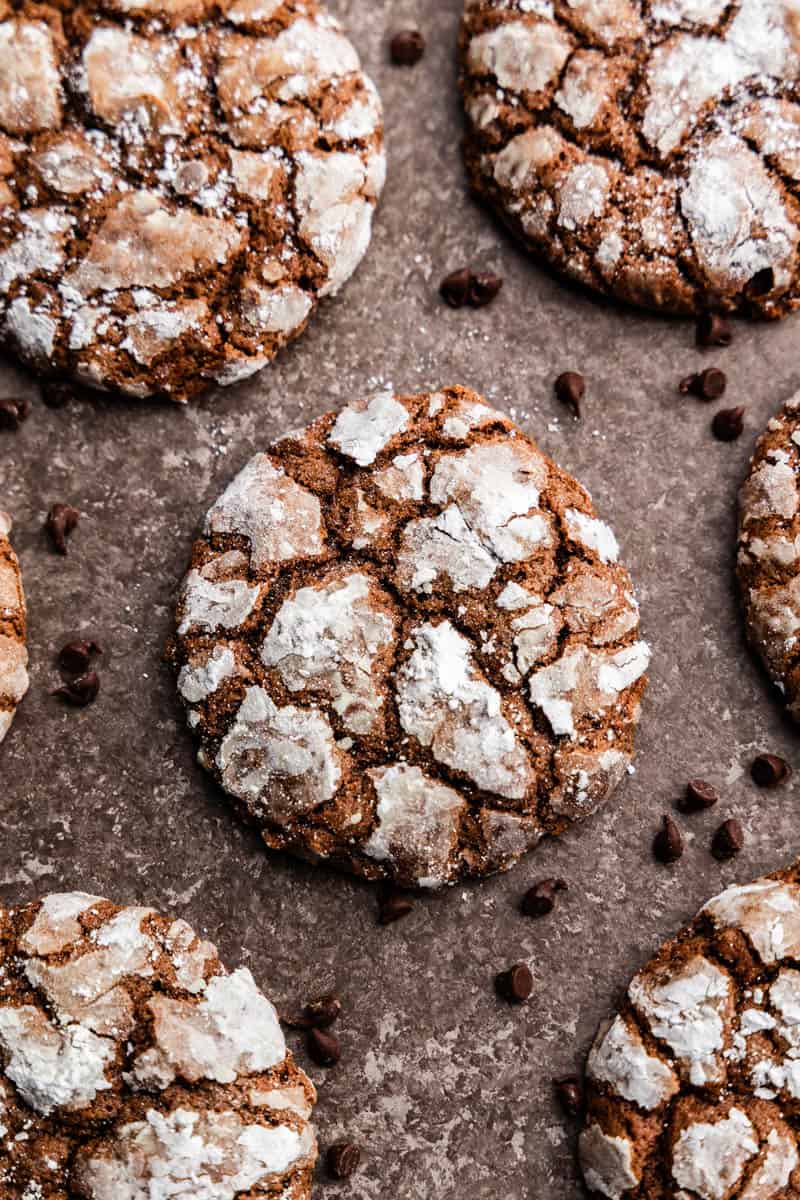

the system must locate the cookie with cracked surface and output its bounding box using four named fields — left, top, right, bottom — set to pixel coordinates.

left=460, top=0, right=800, bottom=319
left=0, top=0, right=384, bottom=402
left=0, top=509, right=28, bottom=744
left=579, top=864, right=800, bottom=1200
left=737, top=392, right=800, bottom=718
left=169, top=386, right=649, bottom=889
left=0, top=892, right=317, bottom=1199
